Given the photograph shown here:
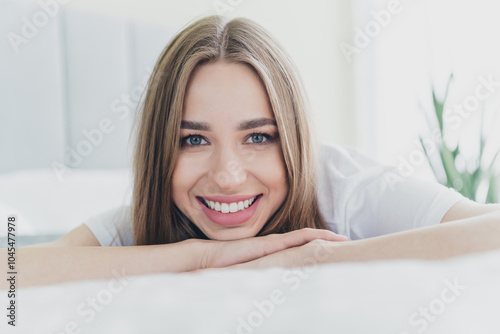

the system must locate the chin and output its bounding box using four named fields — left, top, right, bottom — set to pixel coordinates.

left=205, top=227, right=259, bottom=241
